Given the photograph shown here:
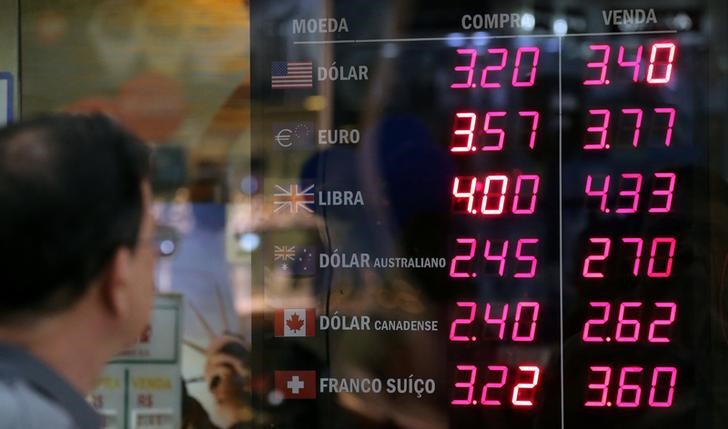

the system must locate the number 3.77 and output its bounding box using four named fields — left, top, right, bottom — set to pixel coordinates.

left=585, top=107, right=675, bottom=150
